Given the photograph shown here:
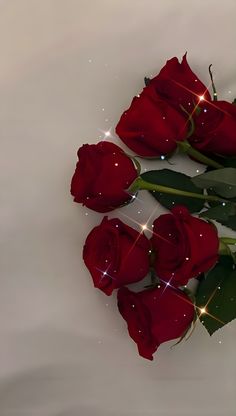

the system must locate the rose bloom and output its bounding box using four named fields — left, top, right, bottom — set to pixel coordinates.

left=146, top=53, right=211, bottom=113
left=116, top=93, right=188, bottom=157
left=71, top=141, right=138, bottom=212
left=117, top=285, right=194, bottom=360
left=151, top=205, right=219, bottom=287
left=83, top=217, right=151, bottom=295
left=190, top=101, right=236, bottom=156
